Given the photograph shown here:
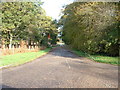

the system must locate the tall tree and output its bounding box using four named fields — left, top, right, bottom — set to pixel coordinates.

left=60, top=2, right=119, bottom=56
left=1, top=2, right=58, bottom=48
